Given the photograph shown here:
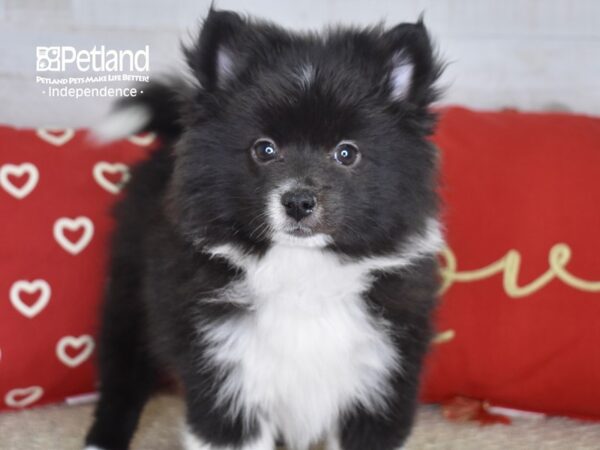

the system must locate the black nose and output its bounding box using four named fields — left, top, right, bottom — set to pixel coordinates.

left=281, top=190, right=317, bottom=221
